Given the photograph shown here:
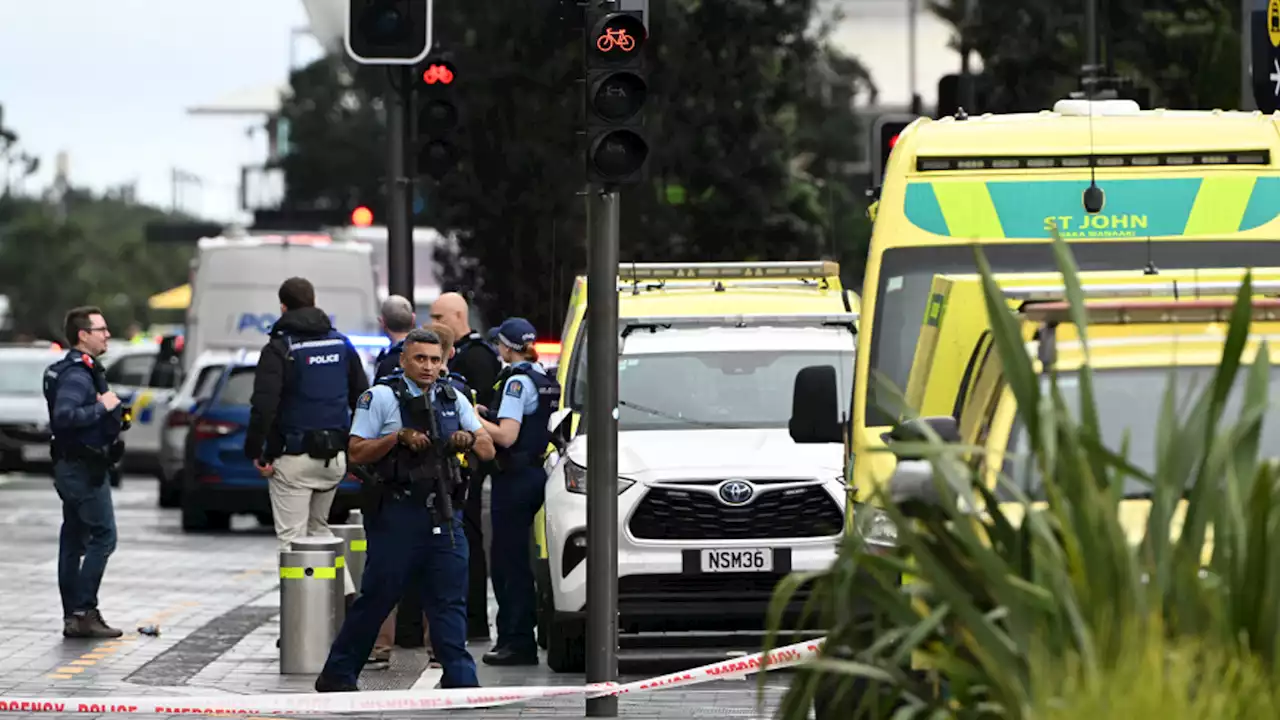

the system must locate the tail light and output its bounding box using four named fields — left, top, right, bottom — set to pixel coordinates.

left=166, top=409, right=191, bottom=428
left=193, top=419, right=241, bottom=441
